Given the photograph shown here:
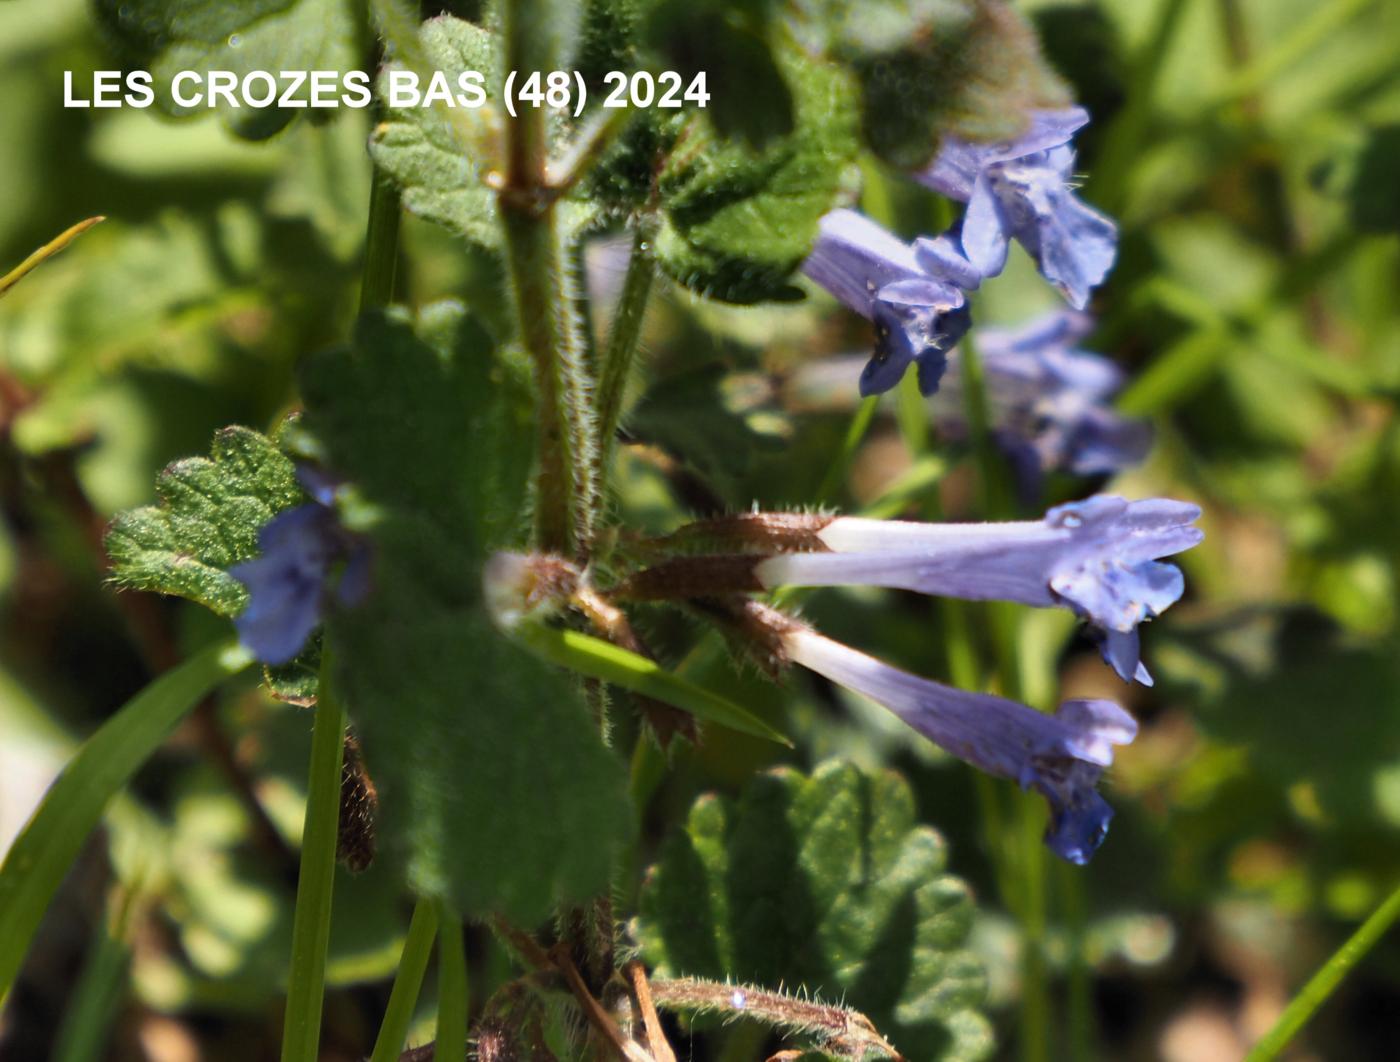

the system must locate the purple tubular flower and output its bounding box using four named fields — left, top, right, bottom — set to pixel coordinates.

left=938, top=309, right=1151, bottom=478
left=229, top=468, right=371, bottom=665
left=801, top=209, right=971, bottom=396
left=915, top=108, right=1117, bottom=310
left=784, top=310, right=1149, bottom=481
left=756, top=495, right=1203, bottom=685
left=784, top=627, right=1137, bottom=863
